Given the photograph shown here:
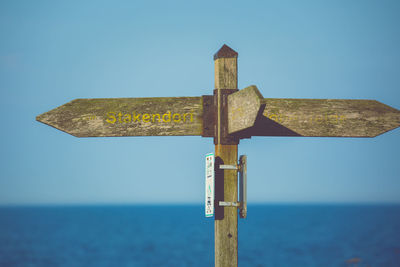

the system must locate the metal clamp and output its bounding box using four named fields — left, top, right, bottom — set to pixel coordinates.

left=219, top=164, right=238, bottom=170
left=217, top=155, right=247, bottom=218
left=239, top=155, right=247, bottom=218
left=219, top=201, right=241, bottom=207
